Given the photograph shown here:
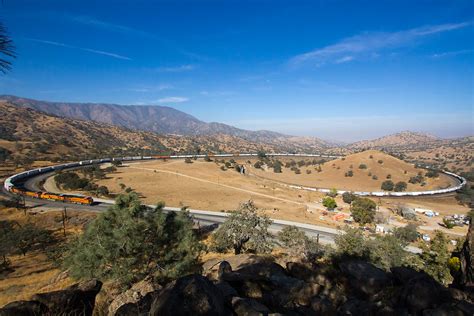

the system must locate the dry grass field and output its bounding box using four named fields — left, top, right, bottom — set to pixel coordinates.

left=0, top=206, right=97, bottom=306
left=92, top=150, right=467, bottom=231
left=95, top=159, right=339, bottom=226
